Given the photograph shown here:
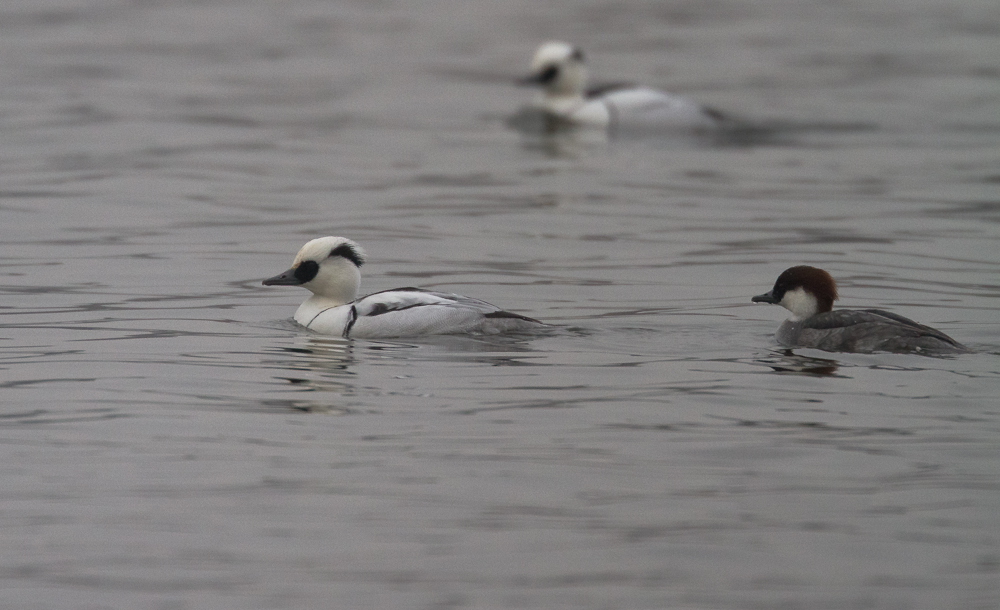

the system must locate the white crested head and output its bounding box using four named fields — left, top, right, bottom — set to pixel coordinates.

left=526, top=40, right=588, bottom=98
left=752, top=266, right=838, bottom=320
left=263, top=236, right=366, bottom=305
left=292, top=236, right=366, bottom=268
left=530, top=41, right=578, bottom=70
